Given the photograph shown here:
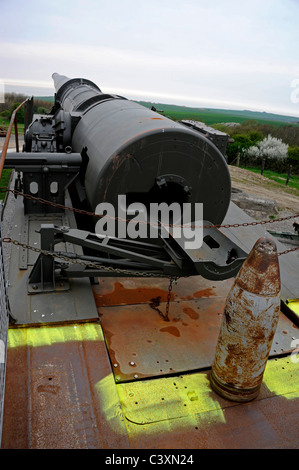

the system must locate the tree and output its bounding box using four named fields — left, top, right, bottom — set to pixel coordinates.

left=0, top=92, right=28, bottom=113
left=245, top=135, right=289, bottom=172
left=226, top=134, right=253, bottom=164
left=287, top=146, right=299, bottom=174
left=246, top=135, right=288, bottom=160
left=248, top=130, right=264, bottom=144
left=10, top=102, right=25, bottom=124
